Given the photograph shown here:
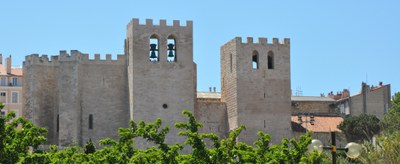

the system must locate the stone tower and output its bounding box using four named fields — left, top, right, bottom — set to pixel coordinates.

left=24, top=51, right=129, bottom=146
left=126, top=19, right=195, bottom=148
left=221, top=37, right=292, bottom=144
